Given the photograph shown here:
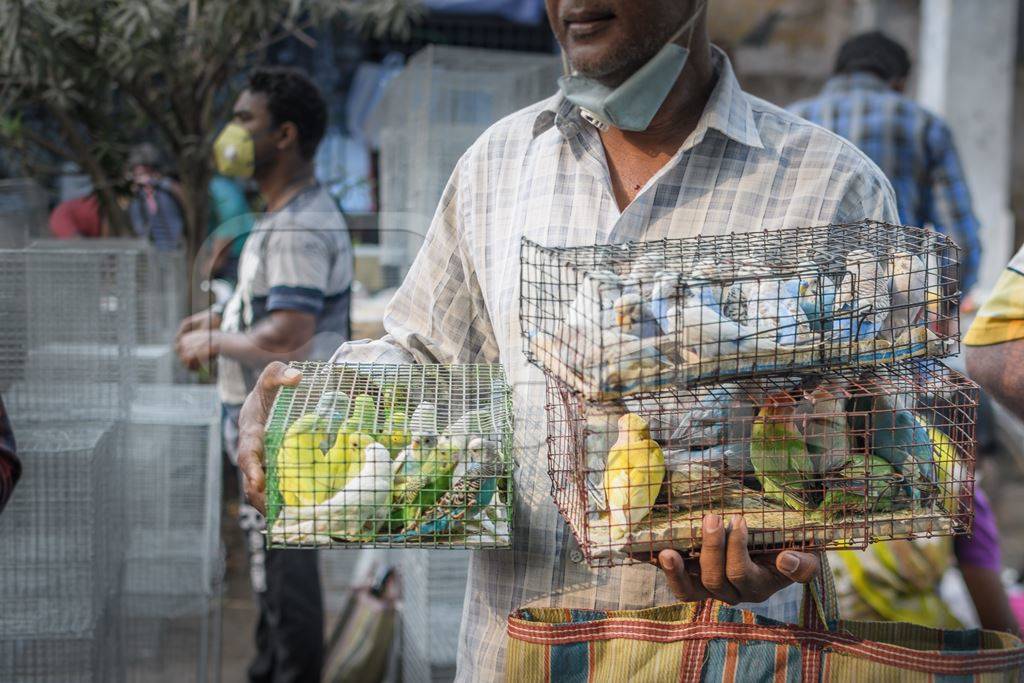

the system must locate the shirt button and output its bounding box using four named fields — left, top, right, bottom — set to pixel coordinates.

left=569, top=548, right=584, bottom=564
